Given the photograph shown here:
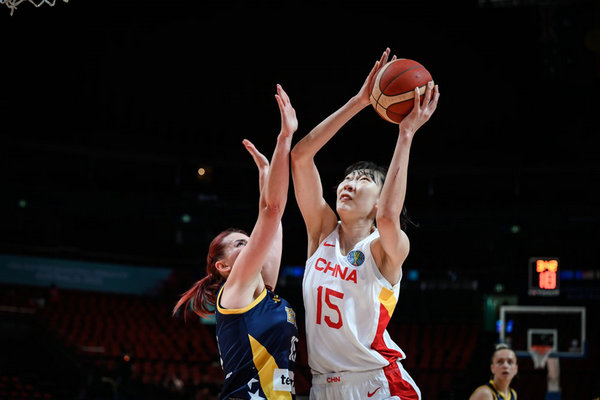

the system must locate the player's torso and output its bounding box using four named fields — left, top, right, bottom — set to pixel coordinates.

left=302, top=225, right=404, bottom=374
left=216, top=288, right=298, bottom=399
